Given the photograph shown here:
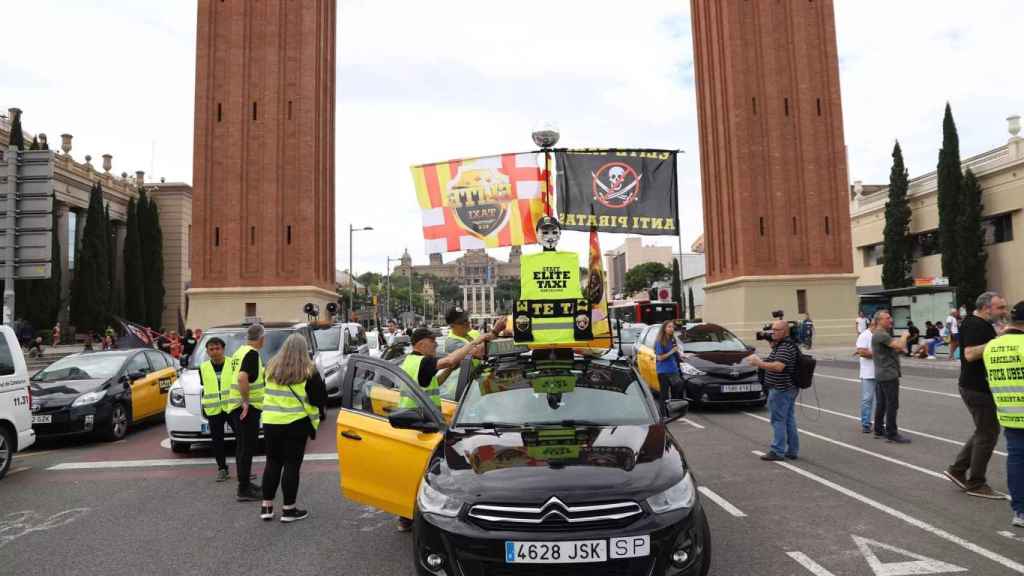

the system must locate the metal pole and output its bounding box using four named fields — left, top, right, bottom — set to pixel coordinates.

left=3, top=146, right=17, bottom=325
left=408, top=267, right=413, bottom=325
left=385, top=256, right=391, bottom=322
left=348, top=224, right=354, bottom=322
